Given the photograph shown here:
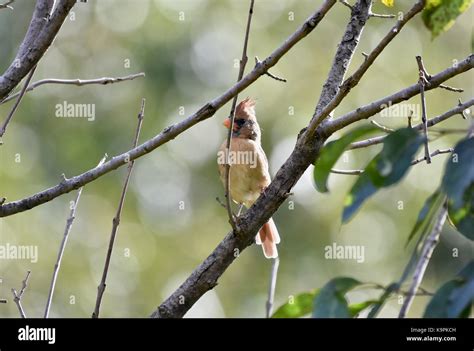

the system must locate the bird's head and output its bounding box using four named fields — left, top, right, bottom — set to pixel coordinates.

left=223, top=98, right=260, bottom=141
